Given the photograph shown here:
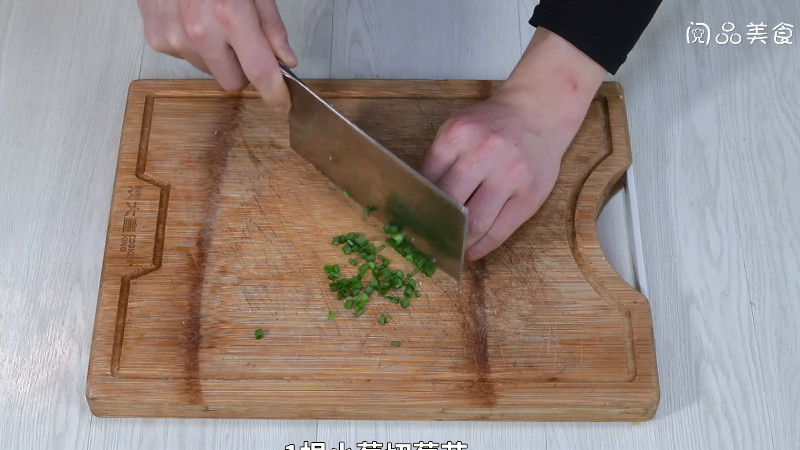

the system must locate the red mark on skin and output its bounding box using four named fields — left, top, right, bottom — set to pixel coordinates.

left=567, top=76, right=580, bottom=93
